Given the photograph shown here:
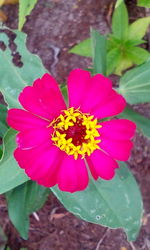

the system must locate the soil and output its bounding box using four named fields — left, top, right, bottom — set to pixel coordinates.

left=0, top=0, right=150, bottom=249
